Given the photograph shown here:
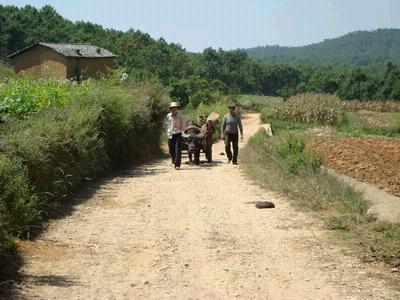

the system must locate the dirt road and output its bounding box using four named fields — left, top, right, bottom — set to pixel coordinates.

left=15, top=114, right=398, bottom=299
